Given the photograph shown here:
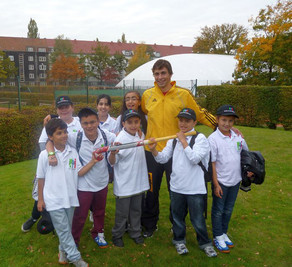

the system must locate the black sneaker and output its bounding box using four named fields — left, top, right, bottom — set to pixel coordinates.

left=112, top=237, right=124, bottom=247
left=143, top=227, right=157, bottom=238
left=133, top=236, right=144, bottom=244
left=21, top=217, right=37, bottom=232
